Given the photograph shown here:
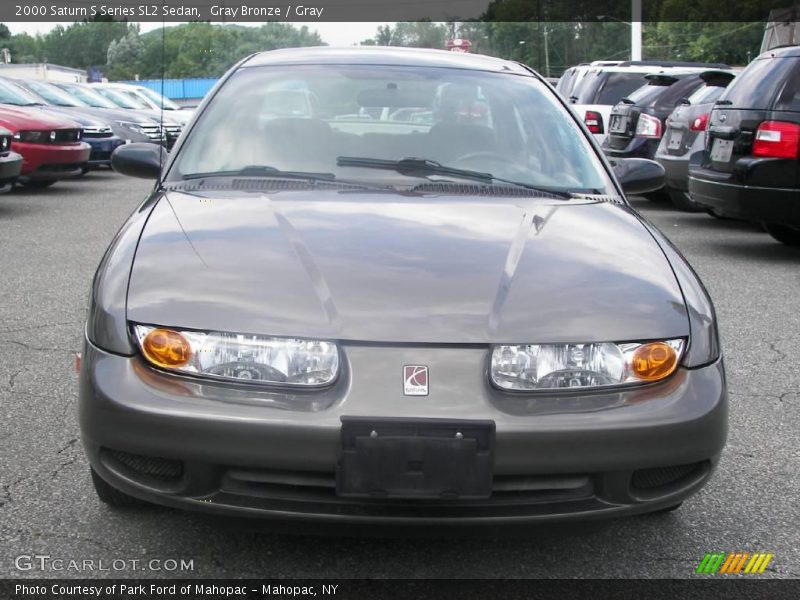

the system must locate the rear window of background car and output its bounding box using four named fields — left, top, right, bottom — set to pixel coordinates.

left=577, top=72, right=651, bottom=105
left=717, top=56, right=799, bottom=110
left=686, top=84, right=727, bottom=106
